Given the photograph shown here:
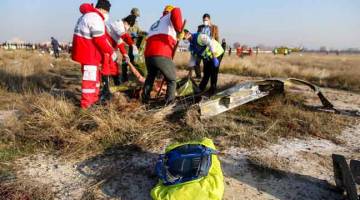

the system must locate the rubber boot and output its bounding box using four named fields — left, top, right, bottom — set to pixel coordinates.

left=209, top=86, right=216, bottom=96
left=100, top=76, right=112, bottom=104
left=112, top=75, right=121, bottom=86
left=121, top=62, right=129, bottom=83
